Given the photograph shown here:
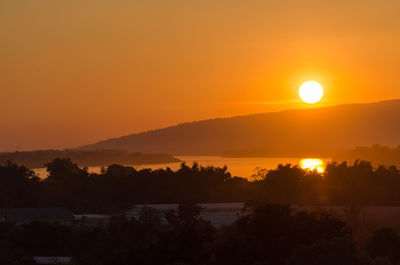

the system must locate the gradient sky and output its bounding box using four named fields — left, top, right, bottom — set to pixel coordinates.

left=1, top=0, right=400, bottom=151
